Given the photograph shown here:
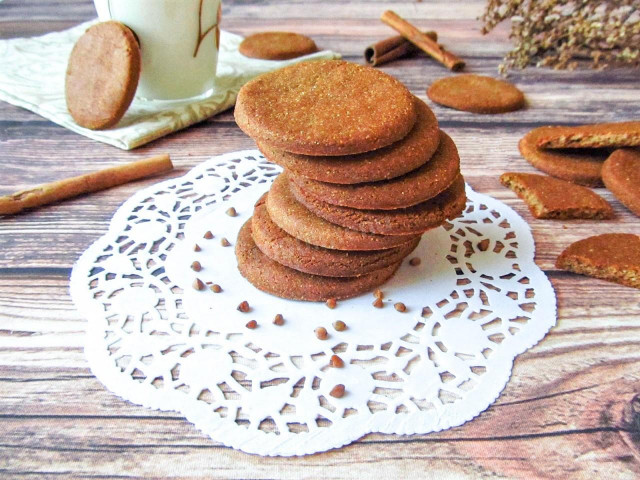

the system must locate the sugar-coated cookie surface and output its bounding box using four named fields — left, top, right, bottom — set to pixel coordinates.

left=602, top=148, right=640, bottom=217
left=535, top=121, right=640, bottom=149
left=257, top=97, right=440, bottom=184
left=500, top=172, right=613, bottom=219
left=65, top=21, right=140, bottom=130
left=235, top=220, right=403, bottom=301
left=519, top=126, right=608, bottom=186
left=239, top=32, right=318, bottom=60
left=427, top=74, right=525, bottom=114
left=288, top=130, right=460, bottom=210
left=235, top=60, right=417, bottom=156
left=556, top=233, right=640, bottom=289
